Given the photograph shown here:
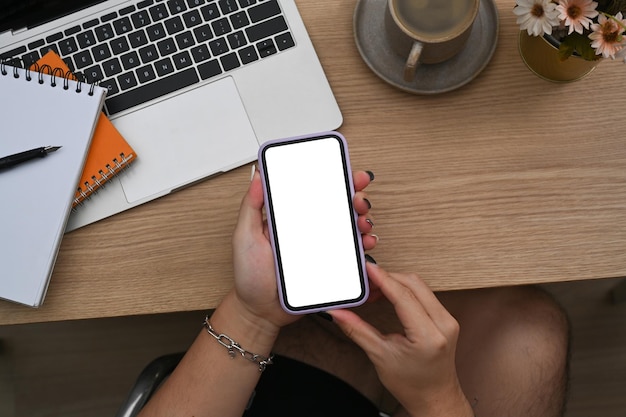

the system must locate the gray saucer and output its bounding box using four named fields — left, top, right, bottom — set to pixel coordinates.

left=353, top=0, right=499, bottom=94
